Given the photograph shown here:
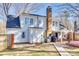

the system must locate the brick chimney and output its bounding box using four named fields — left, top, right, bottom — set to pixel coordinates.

left=46, top=6, right=52, bottom=37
